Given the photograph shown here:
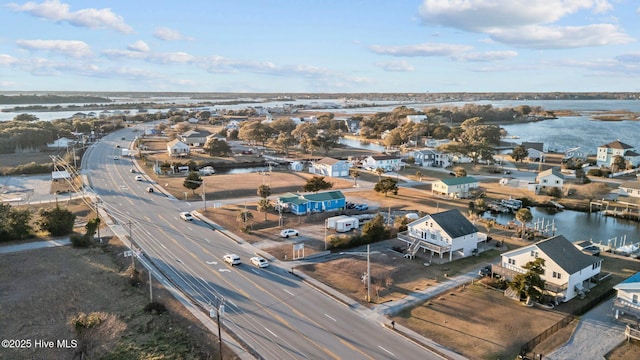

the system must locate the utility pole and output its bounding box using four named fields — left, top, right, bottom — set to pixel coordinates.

left=324, top=218, right=328, bottom=250
left=210, top=299, right=224, bottom=360
left=149, top=271, right=153, bottom=302
left=128, top=221, right=135, bottom=270
left=95, top=201, right=101, bottom=243
left=367, top=244, right=371, bottom=303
